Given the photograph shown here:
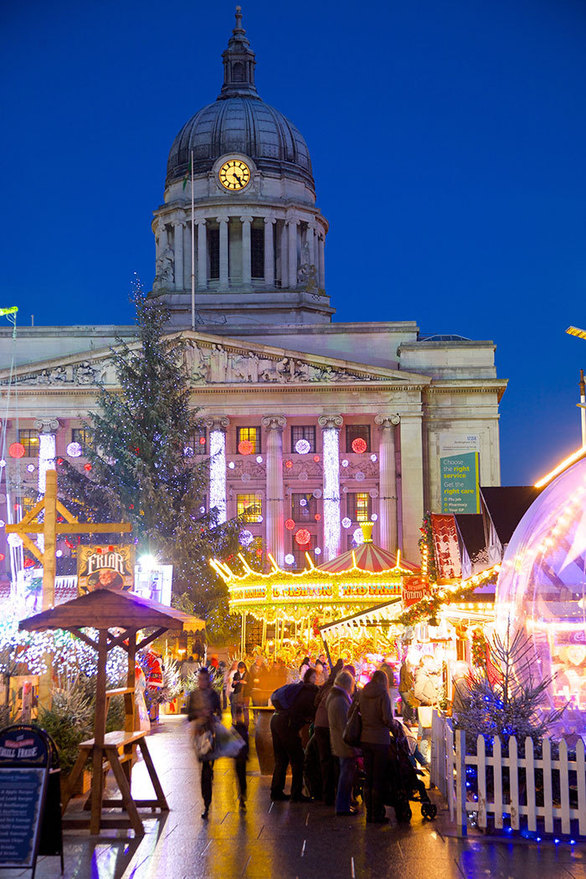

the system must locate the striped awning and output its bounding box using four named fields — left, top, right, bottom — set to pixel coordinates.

left=316, top=541, right=419, bottom=575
